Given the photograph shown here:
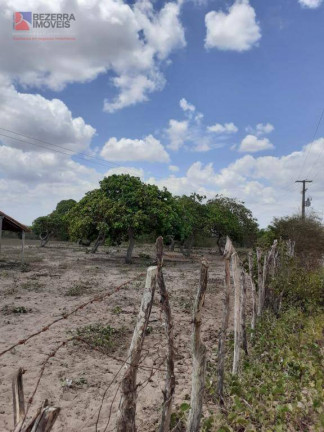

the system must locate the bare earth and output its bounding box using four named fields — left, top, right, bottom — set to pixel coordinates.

left=0, top=239, right=244, bottom=432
